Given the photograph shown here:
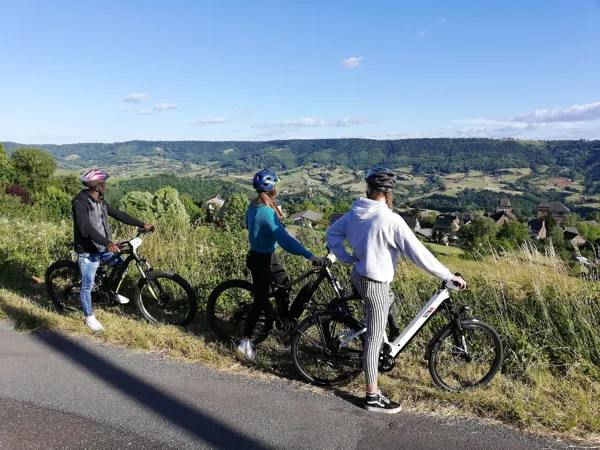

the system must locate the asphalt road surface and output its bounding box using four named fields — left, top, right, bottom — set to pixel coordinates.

left=0, top=322, right=574, bottom=450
